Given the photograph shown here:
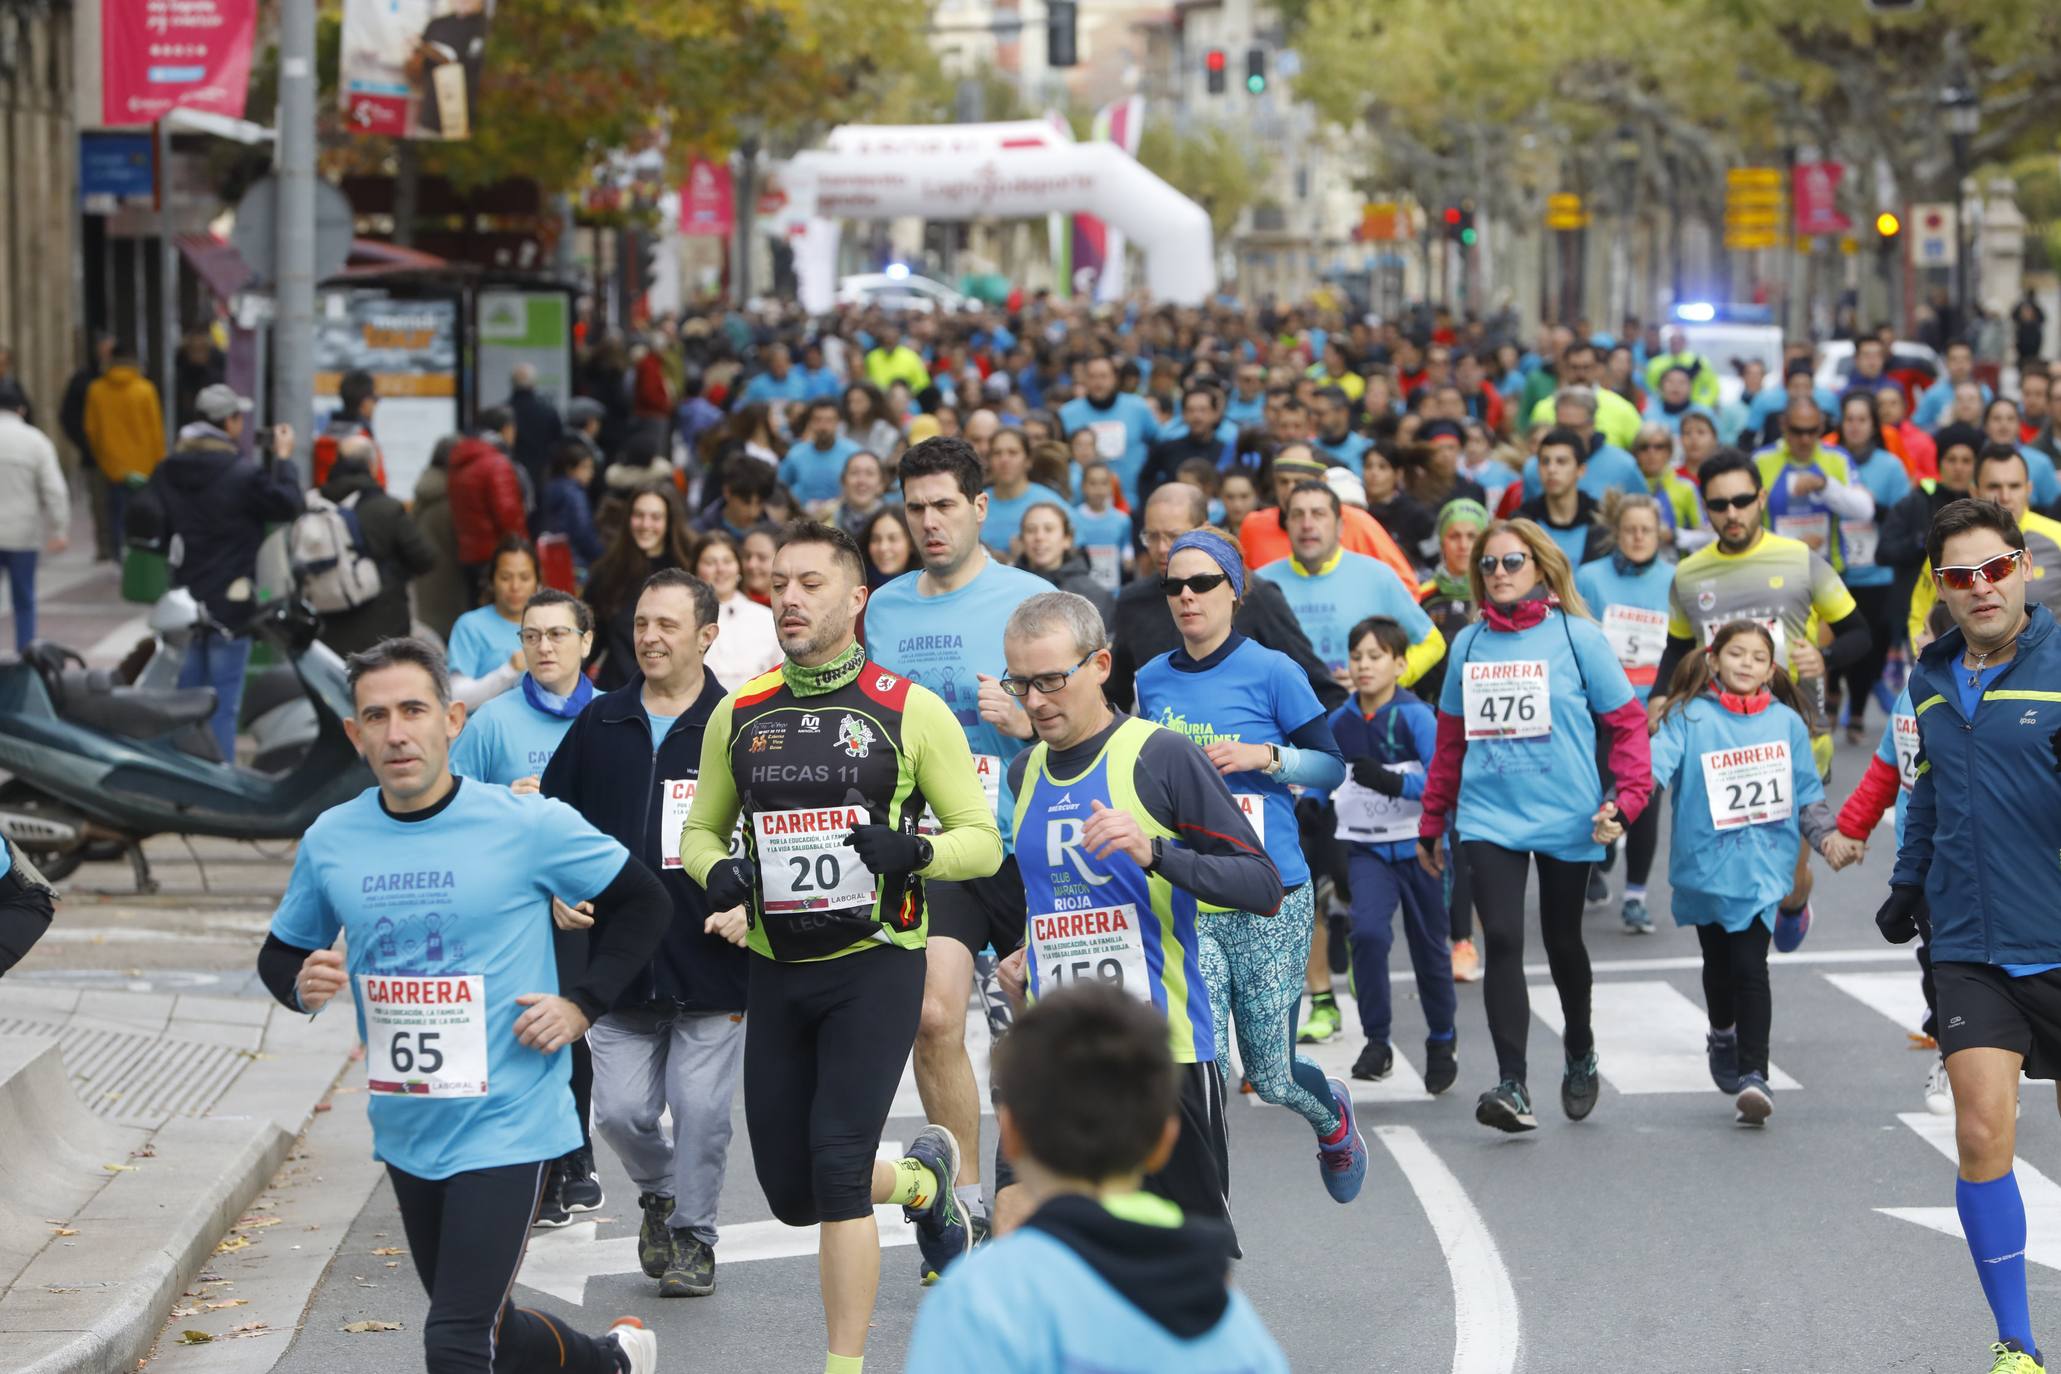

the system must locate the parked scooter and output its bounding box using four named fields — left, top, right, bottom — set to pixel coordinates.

left=0, top=598, right=370, bottom=890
